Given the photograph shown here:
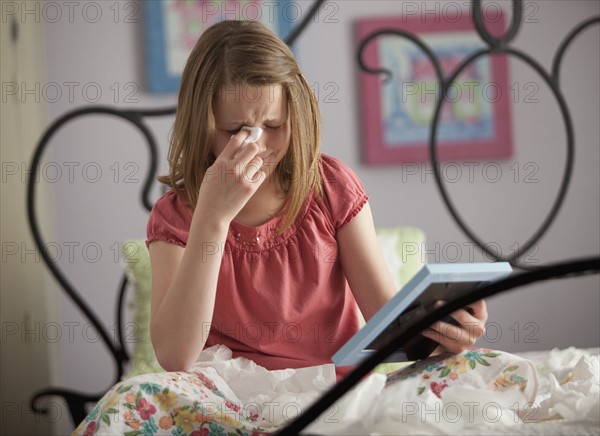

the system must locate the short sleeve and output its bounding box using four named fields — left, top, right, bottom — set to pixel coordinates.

left=146, top=190, right=193, bottom=248
left=319, top=155, right=369, bottom=230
